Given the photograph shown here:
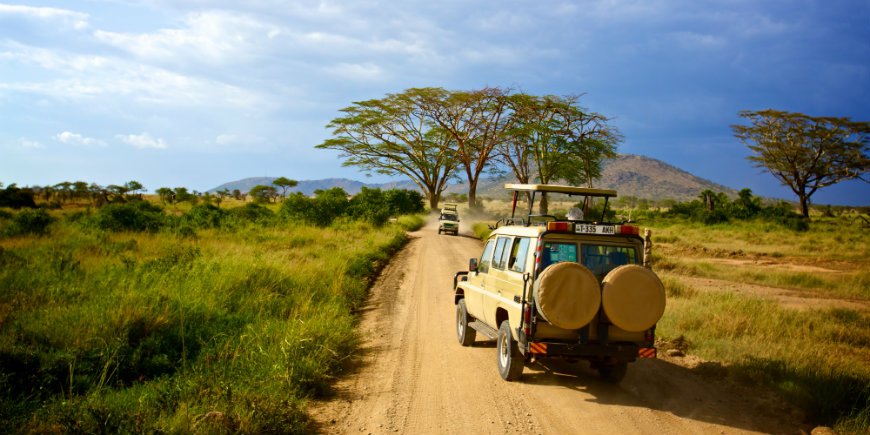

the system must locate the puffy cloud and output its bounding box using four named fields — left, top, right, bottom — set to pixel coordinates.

left=54, top=131, right=106, bottom=147
left=117, top=133, right=168, bottom=149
